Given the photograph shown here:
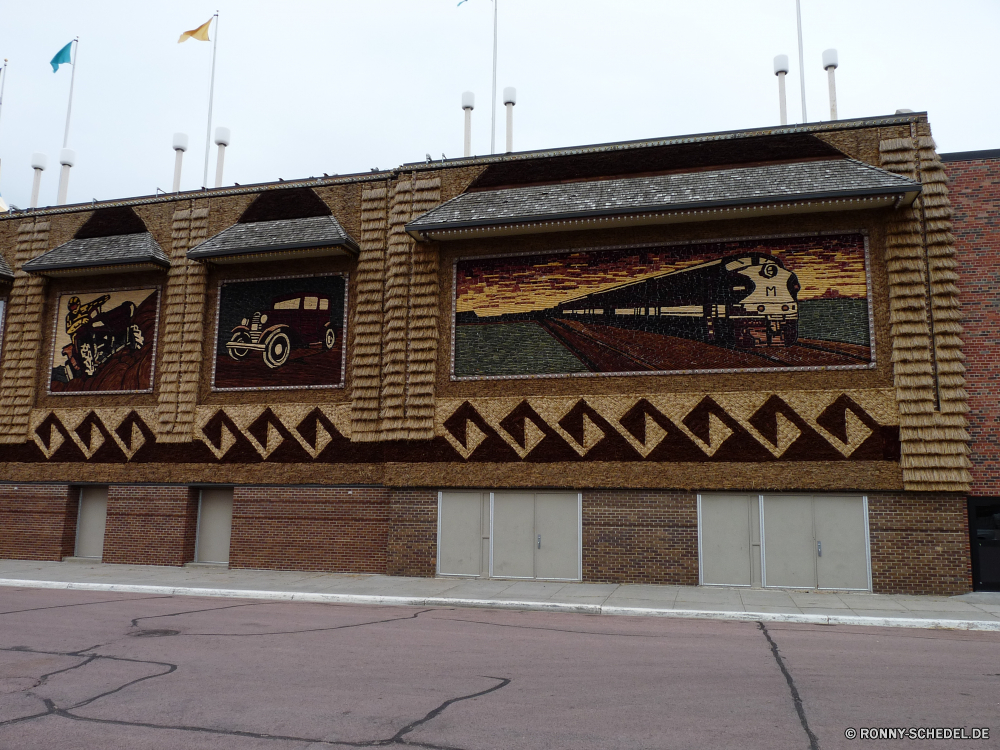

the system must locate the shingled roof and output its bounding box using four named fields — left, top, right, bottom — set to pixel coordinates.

left=187, top=215, right=359, bottom=262
left=0, top=254, right=13, bottom=282
left=22, top=232, right=169, bottom=275
left=406, top=158, right=922, bottom=239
